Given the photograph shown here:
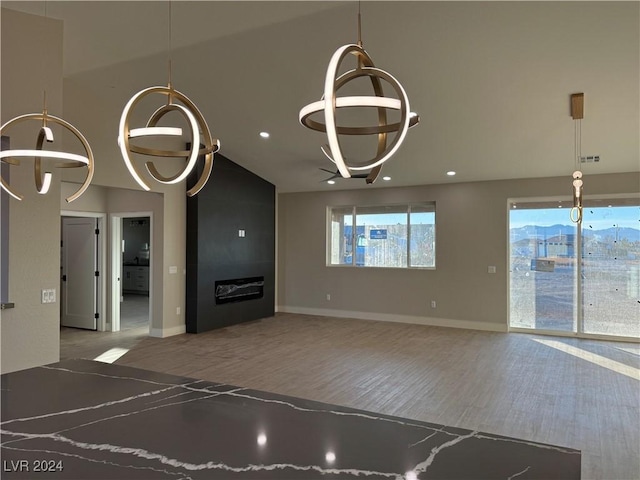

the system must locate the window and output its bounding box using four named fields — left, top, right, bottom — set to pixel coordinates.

left=328, top=203, right=435, bottom=268
left=508, top=196, right=639, bottom=340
